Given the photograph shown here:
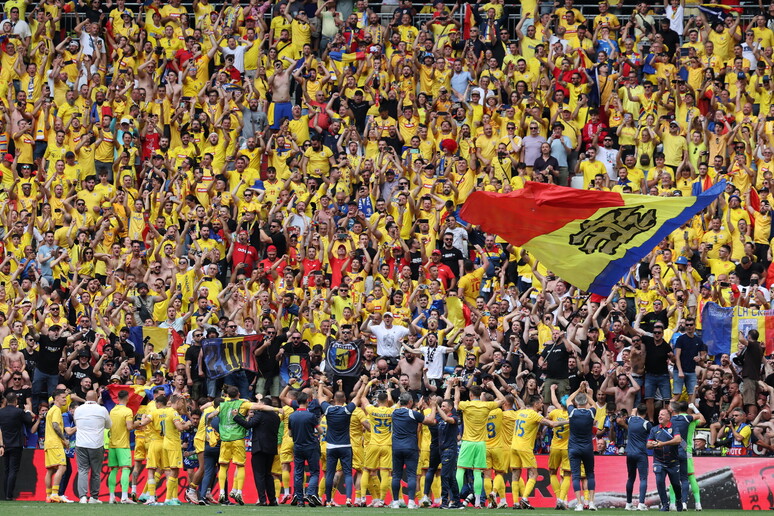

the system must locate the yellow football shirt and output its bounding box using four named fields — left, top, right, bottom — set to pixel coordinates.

left=109, top=404, right=134, bottom=449
left=458, top=400, right=499, bottom=442
left=364, top=404, right=396, bottom=446
left=511, top=409, right=545, bottom=451
left=548, top=408, right=569, bottom=450
left=45, top=405, right=65, bottom=449
left=486, top=408, right=504, bottom=448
